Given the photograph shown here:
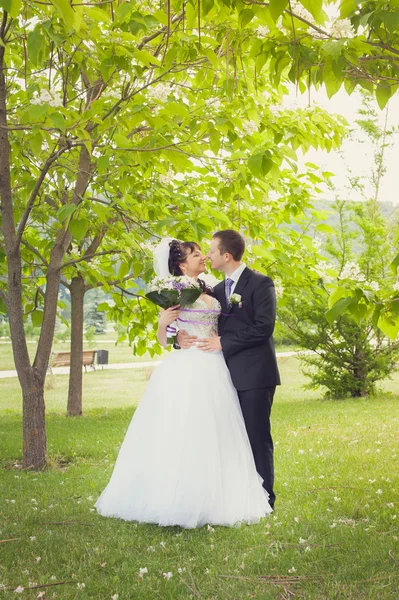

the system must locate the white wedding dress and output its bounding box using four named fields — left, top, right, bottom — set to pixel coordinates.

left=95, top=296, right=272, bottom=528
